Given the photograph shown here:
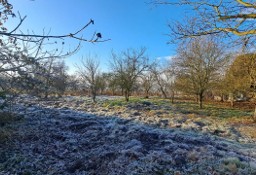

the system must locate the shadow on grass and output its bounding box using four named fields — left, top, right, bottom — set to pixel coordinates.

left=1, top=99, right=256, bottom=175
